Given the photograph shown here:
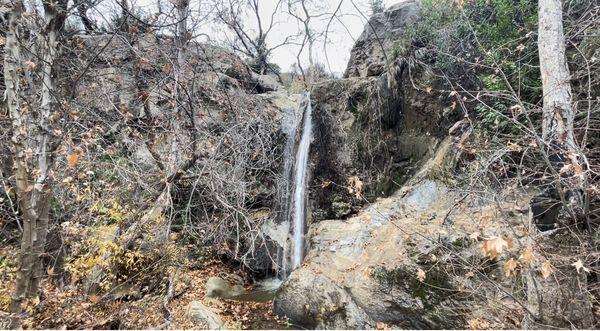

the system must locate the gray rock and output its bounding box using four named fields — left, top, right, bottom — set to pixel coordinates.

left=185, top=301, right=224, bottom=329
left=345, top=0, right=421, bottom=78
left=205, top=276, right=246, bottom=299
left=273, top=268, right=374, bottom=329
left=252, top=73, right=281, bottom=92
